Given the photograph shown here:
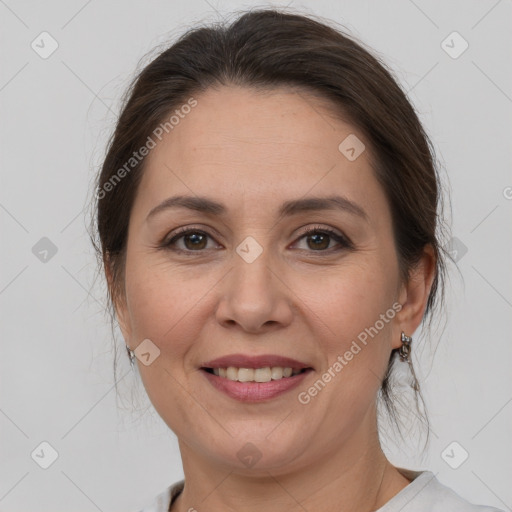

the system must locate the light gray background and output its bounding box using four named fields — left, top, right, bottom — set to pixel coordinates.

left=1, top=1, right=511, bottom=511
